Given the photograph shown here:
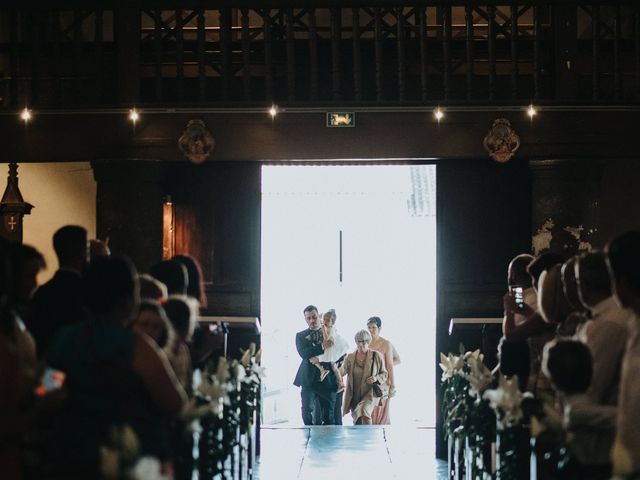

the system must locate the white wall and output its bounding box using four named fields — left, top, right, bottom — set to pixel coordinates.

left=7, top=162, right=97, bottom=283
